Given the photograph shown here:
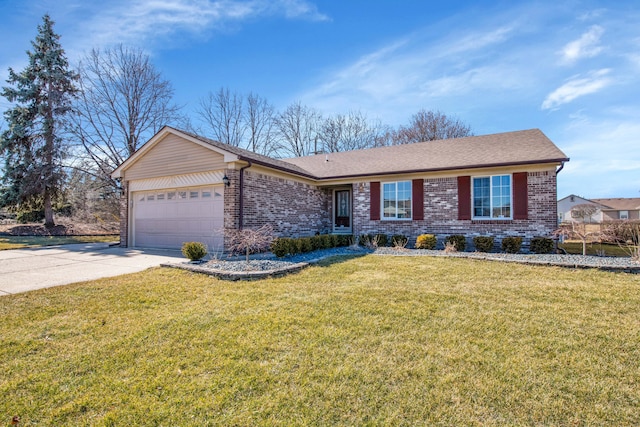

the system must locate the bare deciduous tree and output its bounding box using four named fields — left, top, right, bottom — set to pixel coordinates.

left=72, top=45, right=181, bottom=188
left=275, top=101, right=322, bottom=157
left=319, top=111, right=386, bottom=152
left=245, top=92, right=277, bottom=156
left=198, top=87, right=245, bottom=148
left=603, top=220, right=640, bottom=261
left=557, top=204, right=602, bottom=255
left=392, top=109, right=472, bottom=144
